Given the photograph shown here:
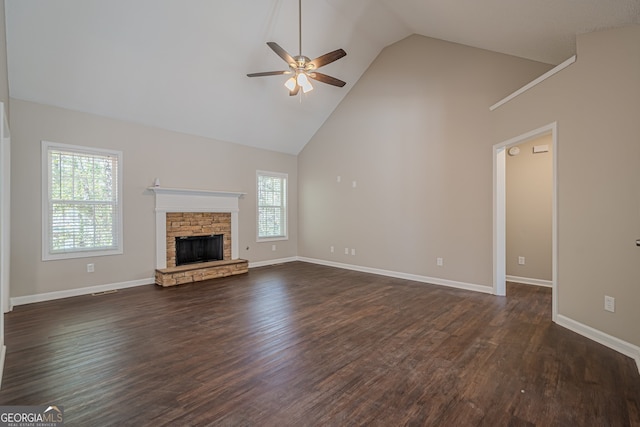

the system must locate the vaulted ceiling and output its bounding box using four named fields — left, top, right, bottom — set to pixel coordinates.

left=4, top=0, right=639, bottom=154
